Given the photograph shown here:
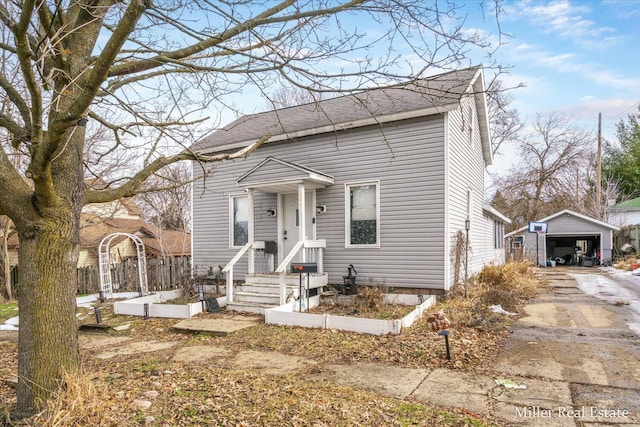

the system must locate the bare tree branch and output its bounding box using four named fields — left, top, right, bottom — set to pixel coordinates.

left=84, top=134, right=269, bottom=204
